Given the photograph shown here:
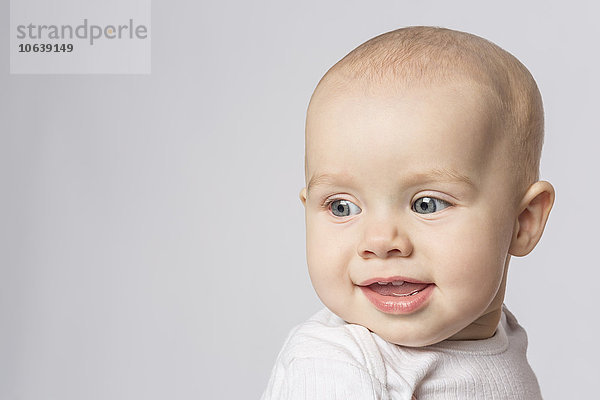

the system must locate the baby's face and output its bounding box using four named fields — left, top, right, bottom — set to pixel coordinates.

left=301, top=79, right=520, bottom=346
